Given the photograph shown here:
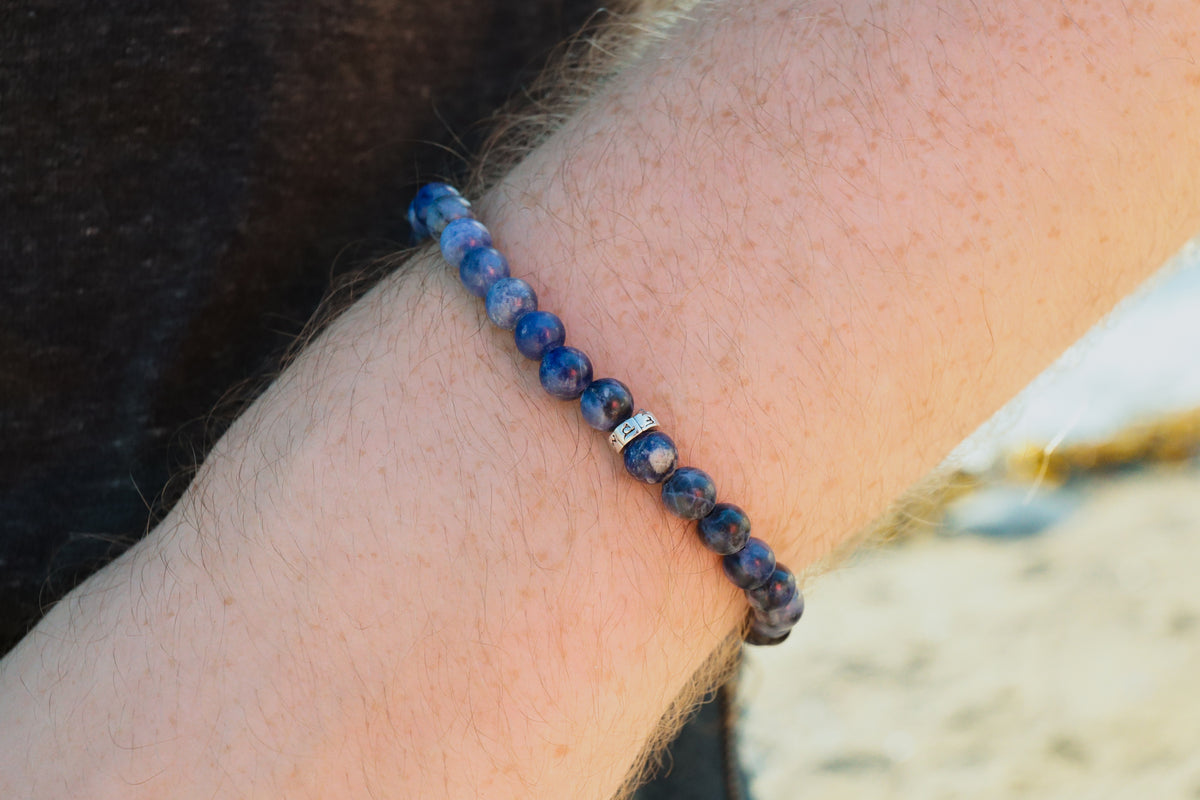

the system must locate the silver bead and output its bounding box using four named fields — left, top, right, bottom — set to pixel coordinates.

left=608, top=410, right=660, bottom=453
